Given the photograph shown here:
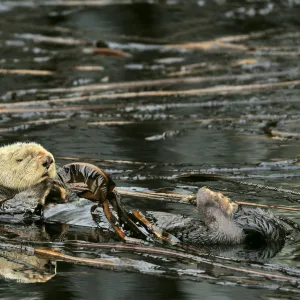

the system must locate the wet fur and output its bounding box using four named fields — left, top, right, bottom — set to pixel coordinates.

left=0, top=142, right=56, bottom=190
